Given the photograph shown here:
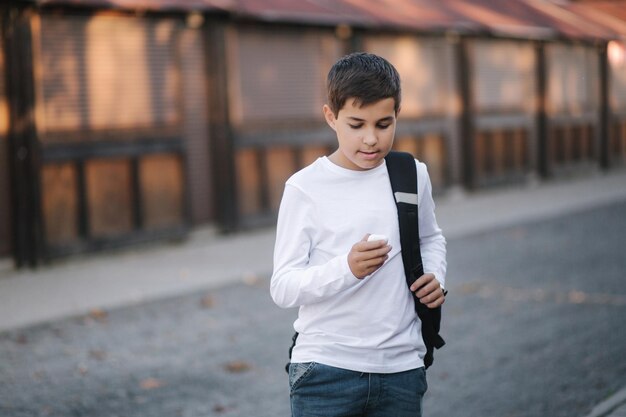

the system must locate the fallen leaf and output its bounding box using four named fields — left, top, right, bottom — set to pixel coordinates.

left=89, top=350, right=107, bottom=361
left=458, top=282, right=481, bottom=294
left=568, top=290, right=587, bottom=304
left=213, top=404, right=231, bottom=413
left=224, top=360, right=252, bottom=373
left=88, top=308, right=109, bottom=323
left=77, top=365, right=88, bottom=376
left=140, top=378, right=165, bottom=390
left=242, top=273, right=259, bottom=286
left=200, top=294, right=215, bottom=309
